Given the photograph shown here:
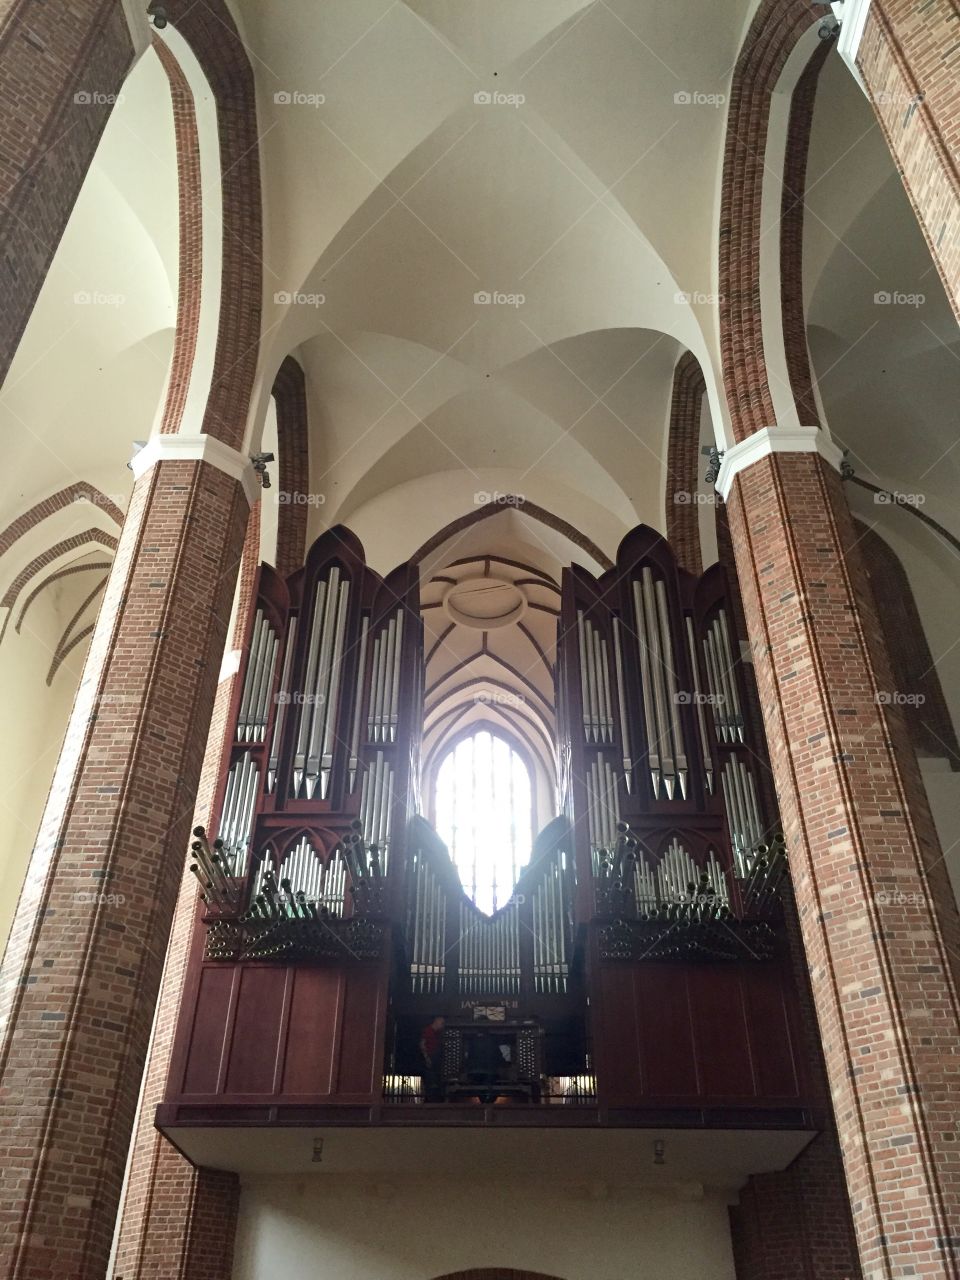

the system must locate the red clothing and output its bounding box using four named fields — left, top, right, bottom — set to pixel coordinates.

left=421, top=1024, right=442, bottom=1059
